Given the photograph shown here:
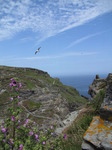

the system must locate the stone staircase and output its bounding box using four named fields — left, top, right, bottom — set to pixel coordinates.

left=82, top=74, right=112, bottom=150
